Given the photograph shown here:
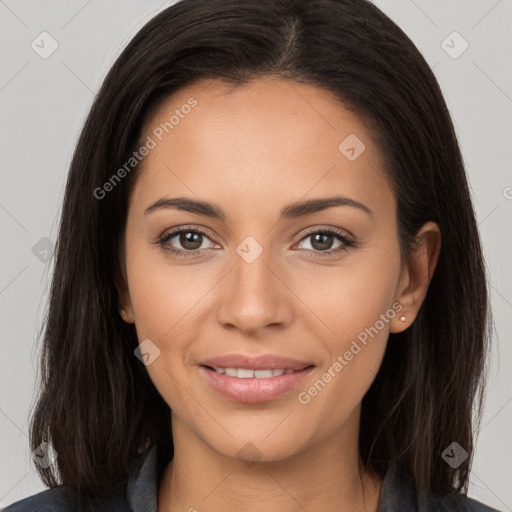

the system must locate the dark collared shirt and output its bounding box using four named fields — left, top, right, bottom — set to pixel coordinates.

left=2, top=445, right=500, bottom=511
